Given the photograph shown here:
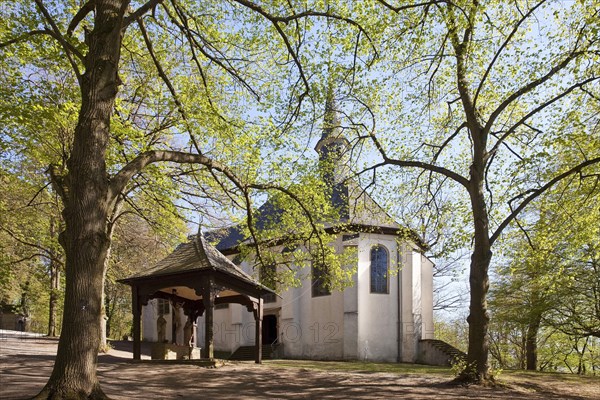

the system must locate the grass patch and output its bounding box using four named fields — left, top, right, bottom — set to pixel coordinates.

left=265, top=359, right=453, bottom=375
left=501, top=369, right=600, bottom=383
